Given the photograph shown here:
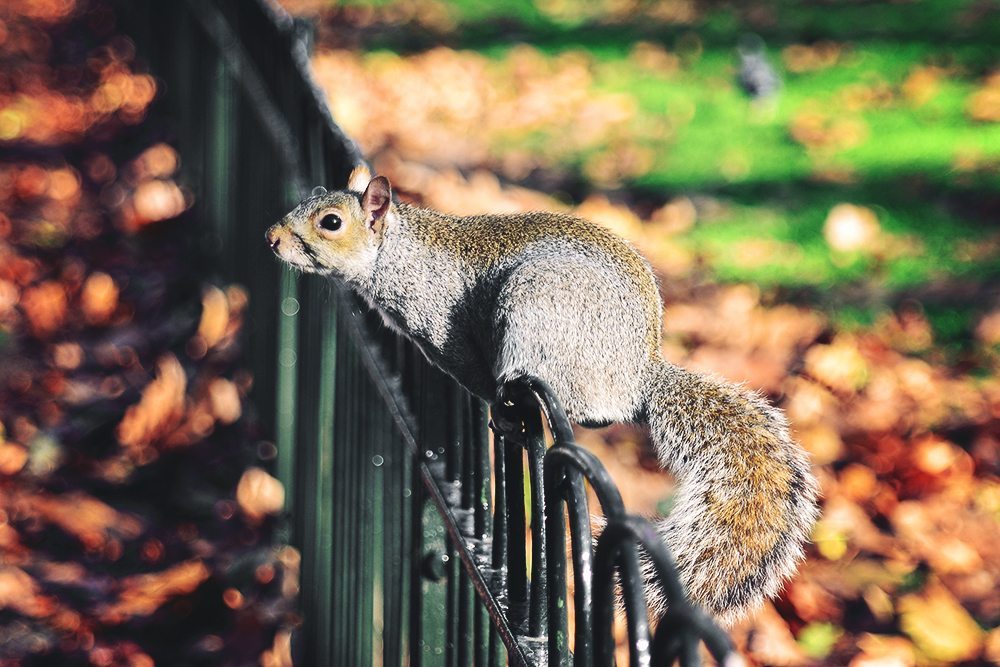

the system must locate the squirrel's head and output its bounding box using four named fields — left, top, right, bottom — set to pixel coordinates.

left=265, top=165, right=393, bottom=281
